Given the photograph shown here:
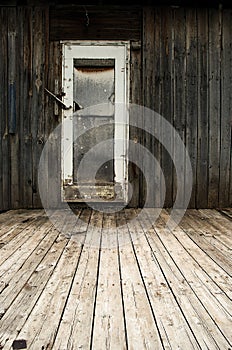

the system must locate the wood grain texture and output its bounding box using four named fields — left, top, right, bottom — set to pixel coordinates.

left=208, top=8, right=221, bottom=207
left=0, top=209, right=231, bottom=349
left=186, top=8, right=198, bottom=208
left=50, top=5, right=142, bottom=41
left=173, top=7, right=186, bottom=207
left=142, top=7, right=157, bottom=207
left=196, top=8, right=209, bottom=208
left=0, top=8, right=10, bottom=211
left=0, top=5, right=231, bottom=210
left=220, top=9, right=232, bottom=207
left=129, top=44, right=142, bottom=207
left=9, top=8, right=19, bottom=209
